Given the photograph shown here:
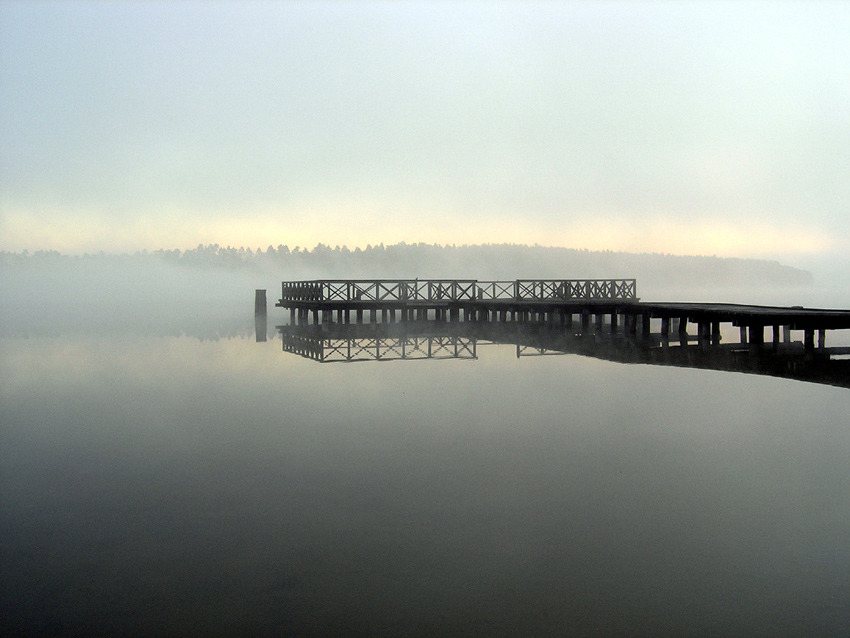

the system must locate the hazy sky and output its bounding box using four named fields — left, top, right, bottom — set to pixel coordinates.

left=1, top=1, right=848, bottom=259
